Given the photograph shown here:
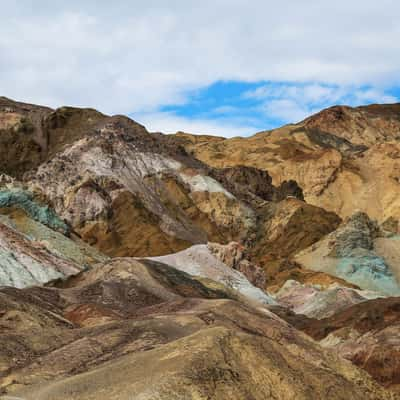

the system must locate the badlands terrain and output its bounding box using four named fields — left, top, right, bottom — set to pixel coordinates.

left=1, top=96, right=400, bottom=399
